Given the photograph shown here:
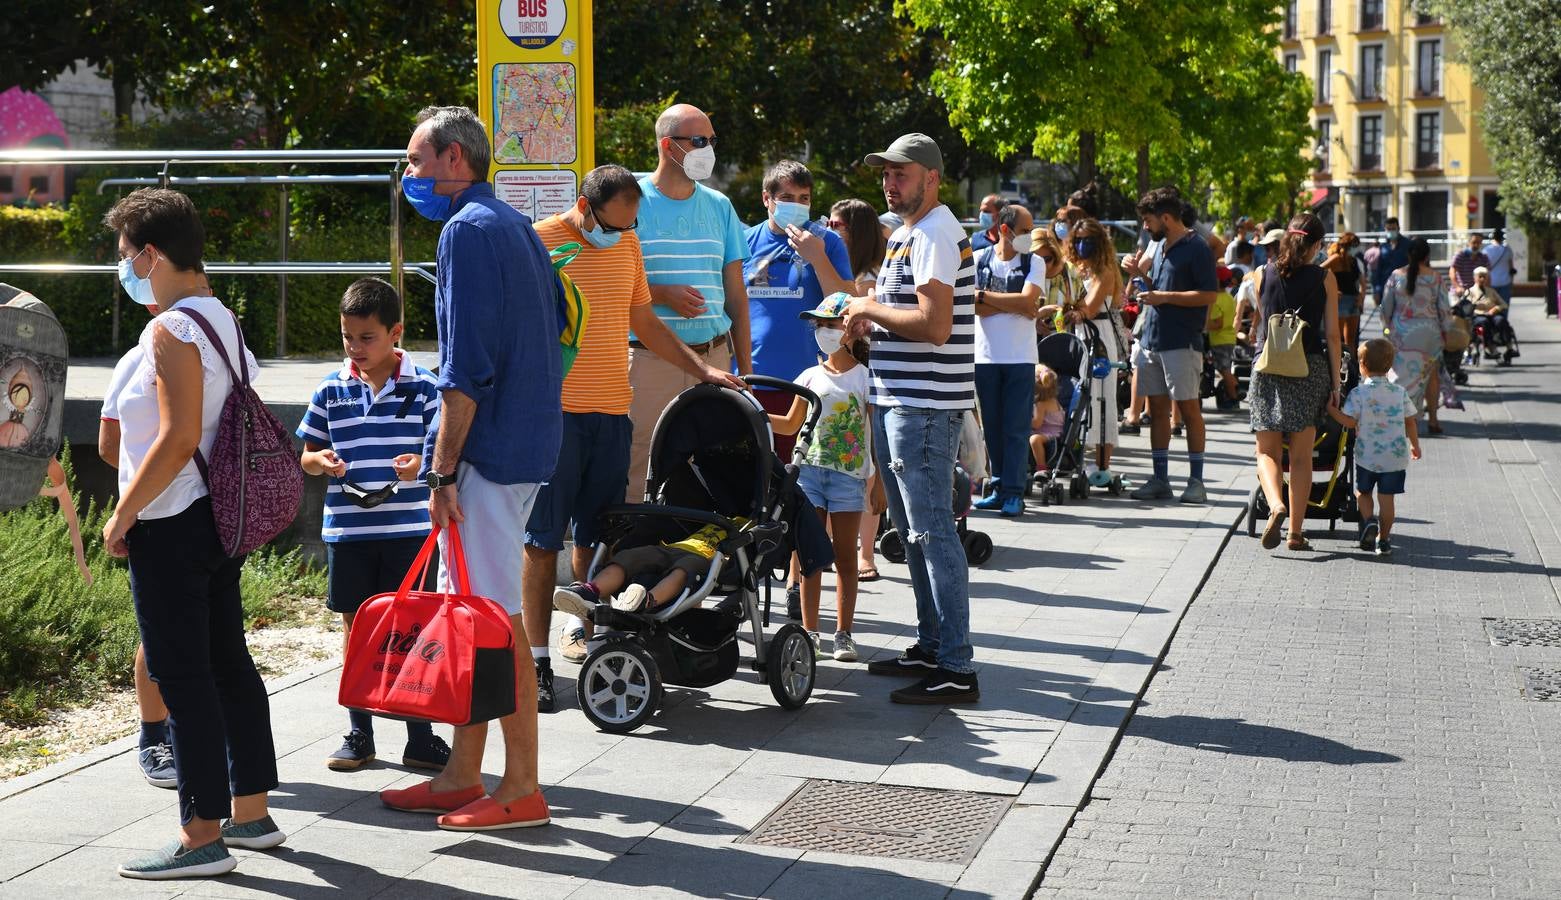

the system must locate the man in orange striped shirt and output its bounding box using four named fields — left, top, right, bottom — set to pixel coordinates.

left=523, top=164, right=743, bottom=709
